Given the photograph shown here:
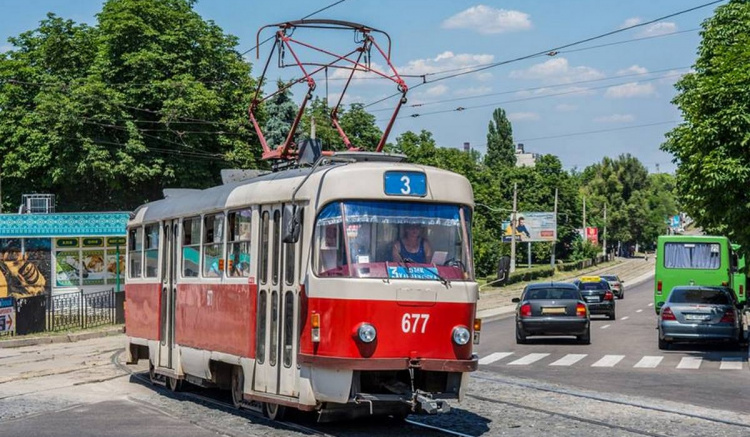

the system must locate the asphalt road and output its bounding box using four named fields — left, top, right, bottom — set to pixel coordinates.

left=475, top=276, right=750, bottom=414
